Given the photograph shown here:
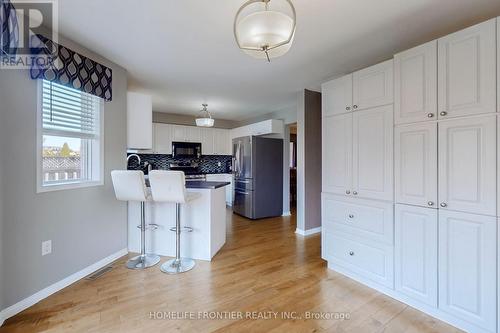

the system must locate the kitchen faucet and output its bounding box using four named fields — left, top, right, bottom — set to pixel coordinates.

left=127, top=154, right=141, bottom=166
